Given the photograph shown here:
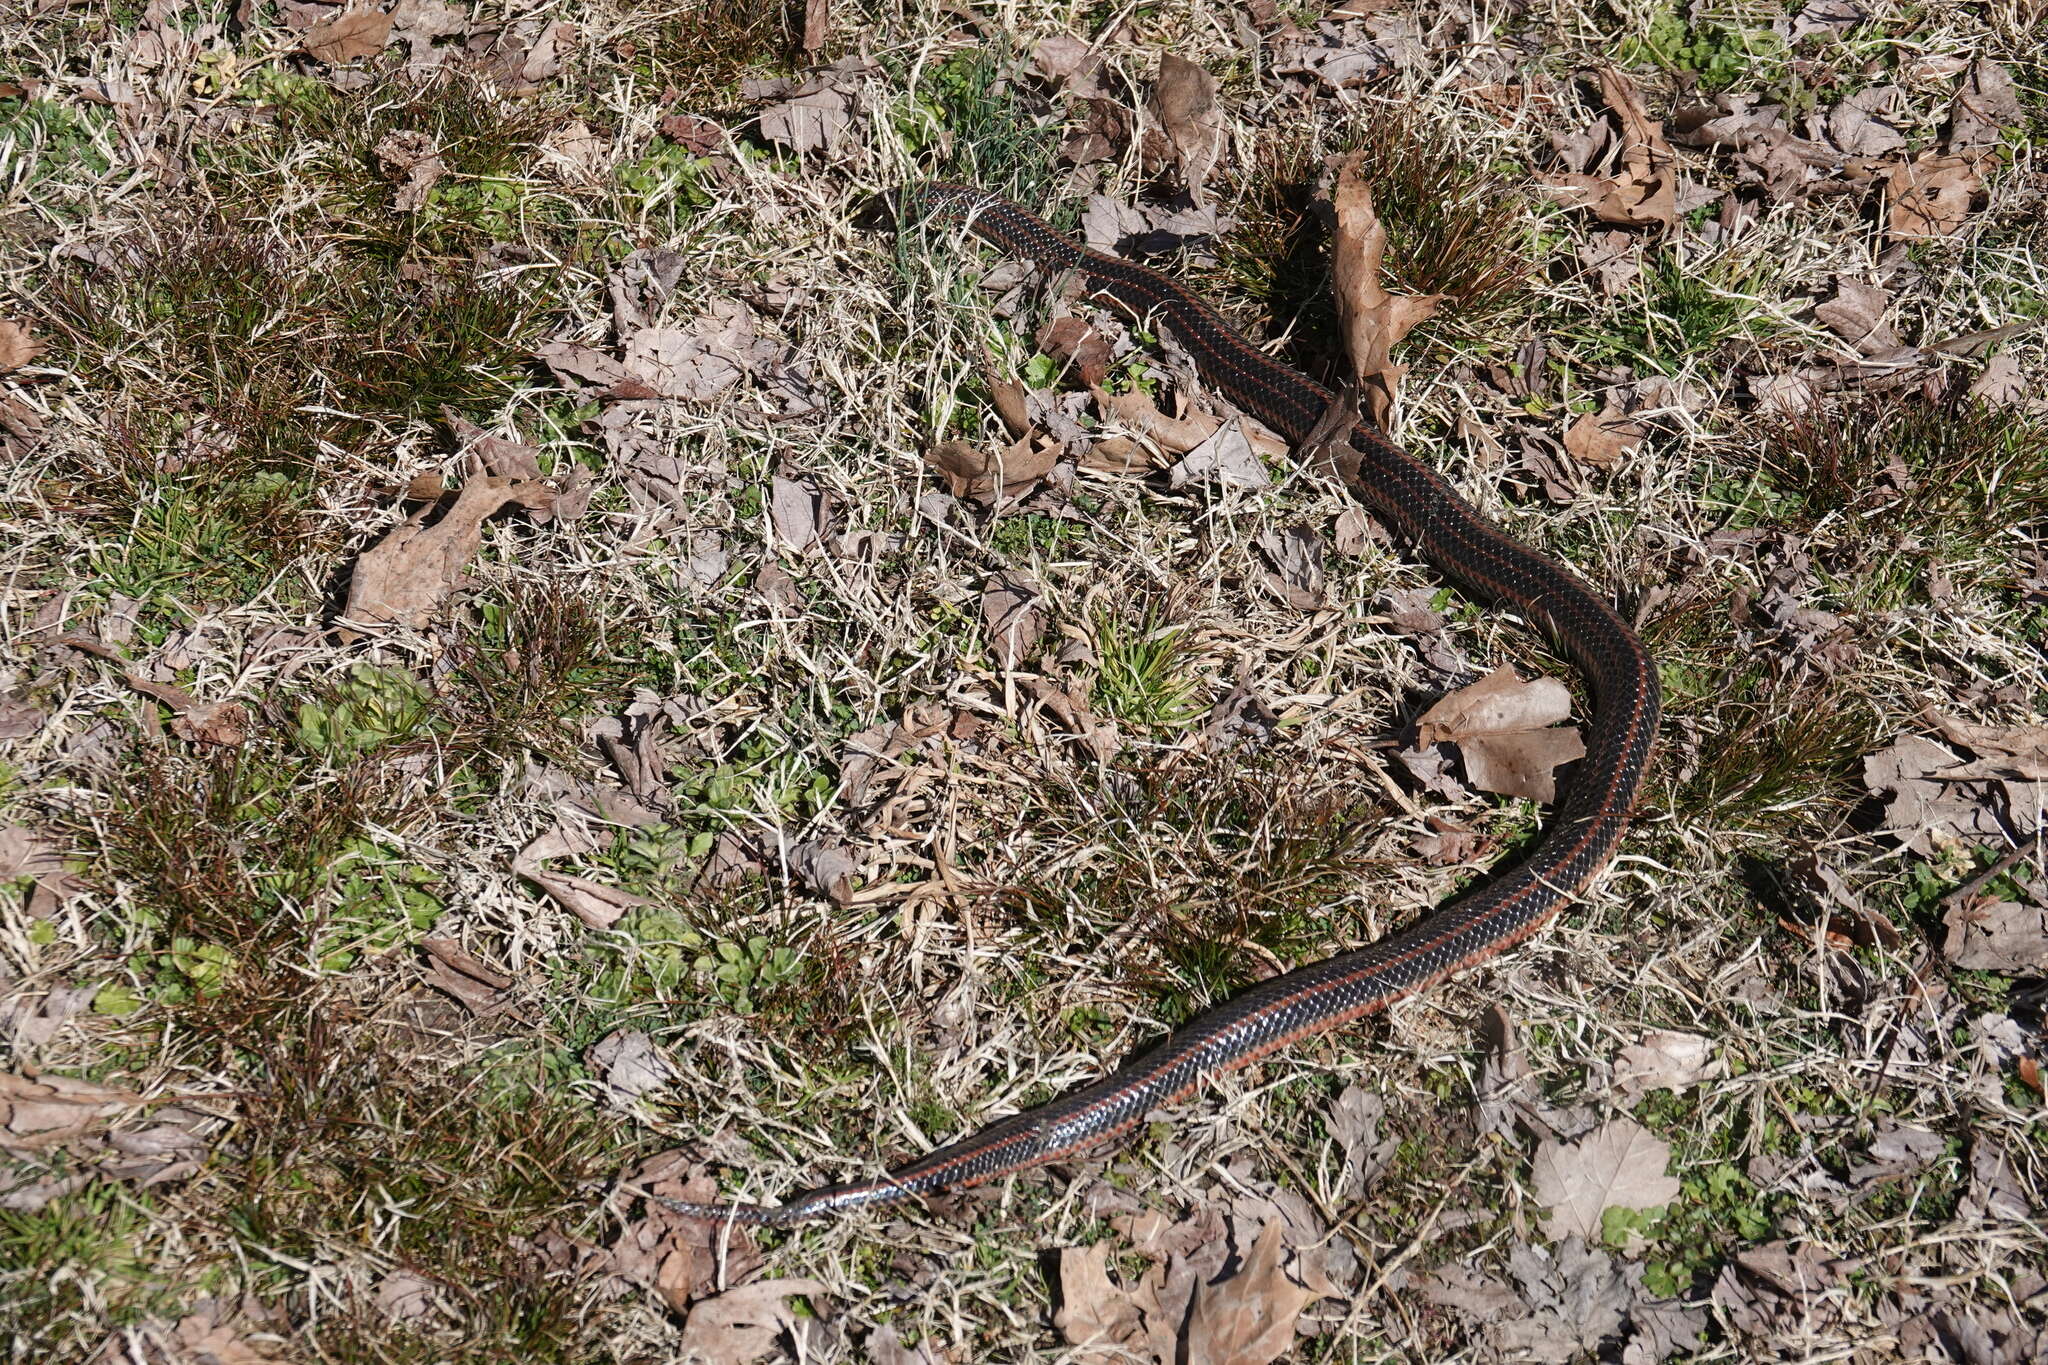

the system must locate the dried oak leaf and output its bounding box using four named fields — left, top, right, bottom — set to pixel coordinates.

left=0, top=319, right=44, bottom=374
left=1529, top=1118, right=1681, bottom=1241
left=1331, top=152, right=1445, bottom=427
left=1184, top=1219, right=1333, bottom=1365
left=375, top=129, right=445, bottom=211
left=339, top=475, right=553, bottom=637
left=1414, top=665, right=1585, bottom=803
left=1542, top=69, right=1678, bottom=229
left=419, top=937, right=513, bottom=1015
left=1886, top=150, right=1990, bottom=239
left=304, top=5, right=392, bottom=64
